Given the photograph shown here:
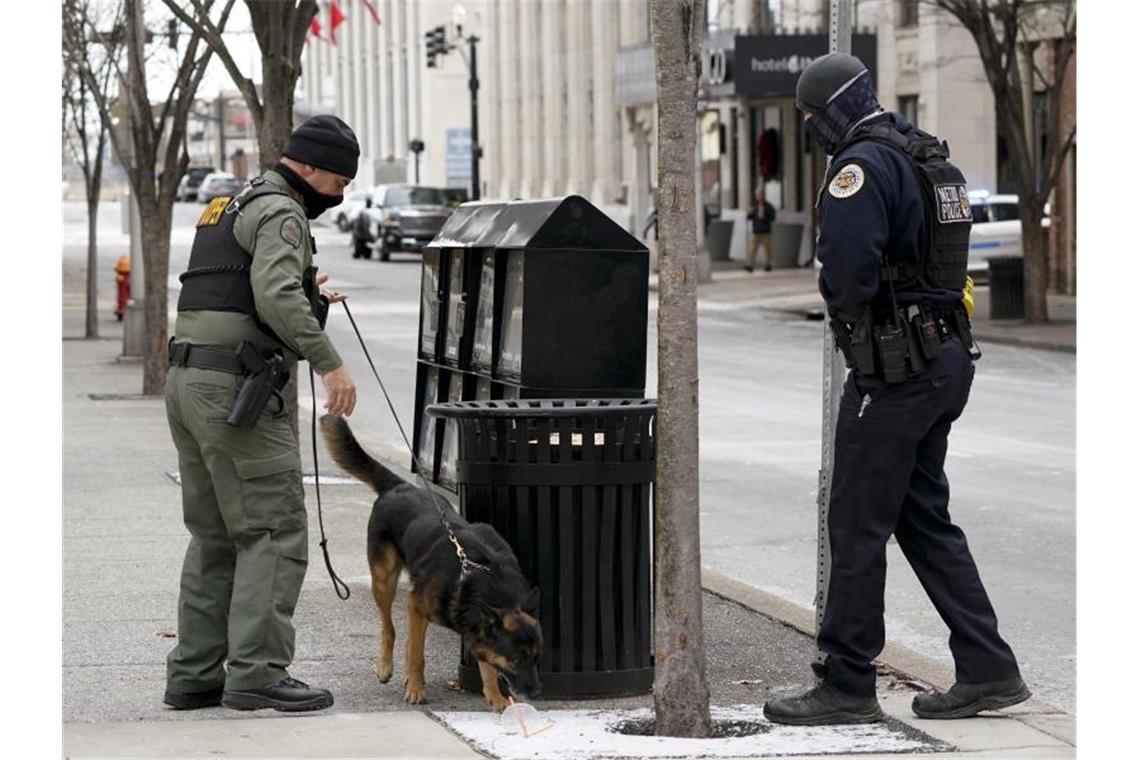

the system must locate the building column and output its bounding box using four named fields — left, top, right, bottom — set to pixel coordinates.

left=590, top=0, right=619, bottom=206
left=378, top=0, right=392, bottom=160
left=540, top=0, right=565, bottom=197
left=391, top=0, right=407, bottom=167
left=333, top=0, right=346, bottom=120
left=349, top=0, right=363, bottom=136
left=483, top=0, right=500, bottom=197
left=564, top=0, right=592, bottom=197
left=518, top=0, right=541, bottom=198
left=362, top=5, right=378, bottom=170
left=412, top=0, right=426, bottom=154
left=497, top=1, right=518, bottom=199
